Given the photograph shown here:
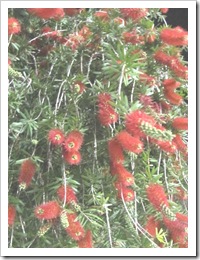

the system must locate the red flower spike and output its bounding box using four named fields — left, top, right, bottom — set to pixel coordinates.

left=154, top=50, right=171, bottom=66
left=162, top=79, right=181, bottom=91
left=176, top=187, right=188, bottom=201
left=64, top=8, right=84, bottom=16
left=146, top=184, right=169, bottom=211
left=123, top=31, right=144, bottom=45
left=116, top=130, right=144, bottom=154
left=160, top=26, right=188, bottom=46
left=41, top=26, right=61, bottom=40
left=108, top=138, right=124, bottom=165
left=73, top=81, right=86, bottom=94
left=139, top=73, right=156, bottom=86
left=63, top=150, right=82, bottom=165
left=125, top=110, right=156, bottom=138
left=116, top=185, right=135, bottom=202
left=48, top=129, right=65, bottom=146
left=98, top=106, right=118, bottom=126
left=169, top=57, right=188, bottom=79
left=160, top=101, right=172, bottom=112
left=94, top=11, right=109, bottom=21
left=57, top=185, right=78, bottom=203
left=120, top=8, right=148, bottom=21
left=65, top=213, right=85, bottom=241
left=173, top=134, right=187, bottom=153
left=172, top=117, right=188, bottom=130
left=34, top=201, right=60, bottom=220
left=64, top=130, right=83, bottom=152
left=145, top=216, right=160, bottom=237
left=111, top=164, right=134, bottom=186
left=78, top=230, right=93, bottom=248
left=160, top=8, right=169, bottom=14
left=8, top=205, right=16, bottom=226
left=18, top=159, right=36, bottom=189
left=27, top=8, right=65, bottom=20
left=8, top=17, right=21, bottom=35
left=97, top=93, right=111, bottom=105
left=157, top=140, right=177, bottom=154
left=164, top=89, right=183, bottom=105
